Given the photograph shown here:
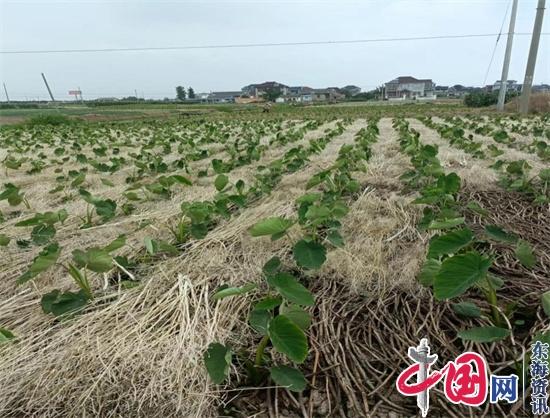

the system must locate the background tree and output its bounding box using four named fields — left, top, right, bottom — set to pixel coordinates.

left=263, top=88, right=282, bottom=102
left=176, top=86, right=187, bottom=101
left=187, top=87, right=196, bottom=99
